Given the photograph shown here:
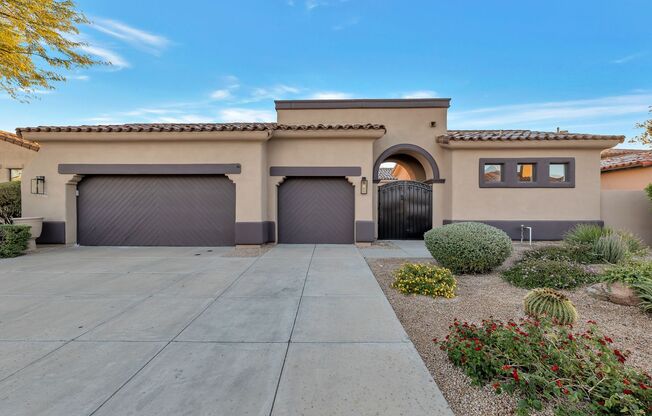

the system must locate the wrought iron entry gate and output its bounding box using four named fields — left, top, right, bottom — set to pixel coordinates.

left=378, top=181, right=432, bottom=240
